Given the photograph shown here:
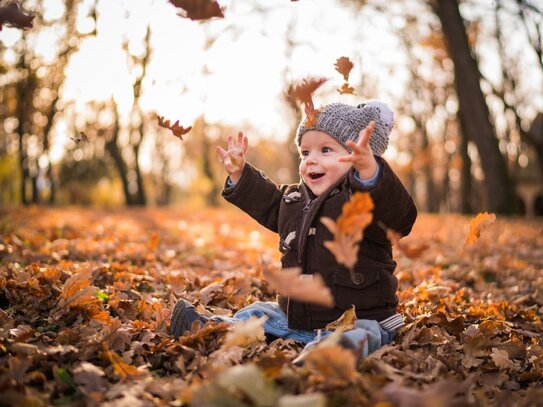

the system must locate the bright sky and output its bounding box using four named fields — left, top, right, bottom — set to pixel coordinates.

left=1, top=0, right=540, bottom=171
